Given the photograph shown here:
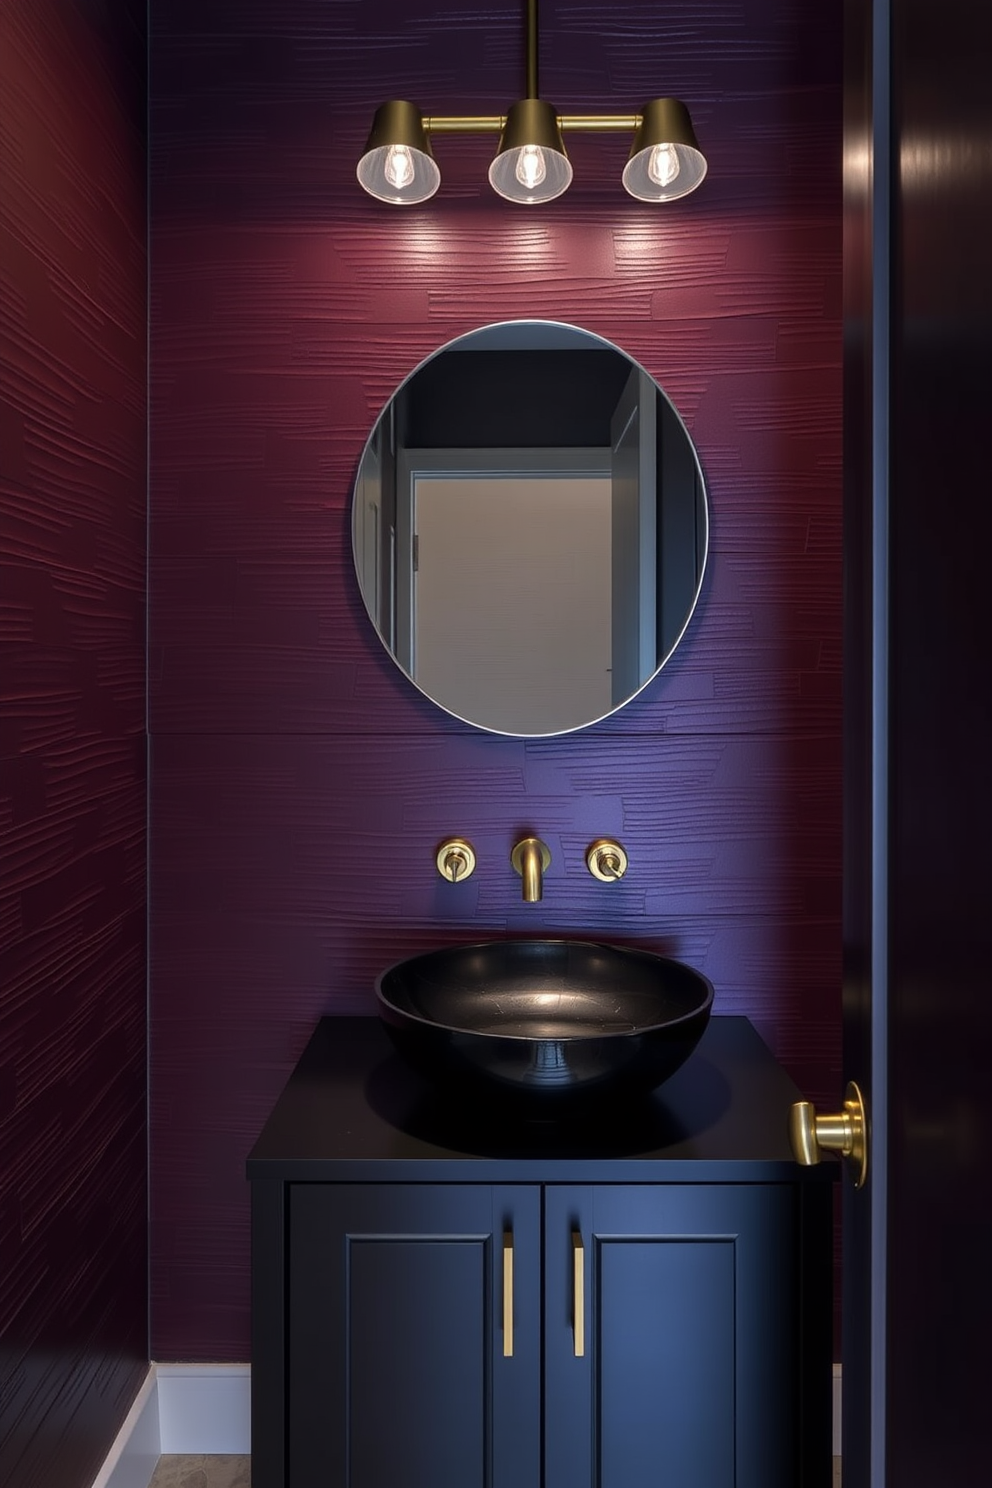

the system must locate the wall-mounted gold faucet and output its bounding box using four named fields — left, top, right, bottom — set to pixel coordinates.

left=511, top=836, right=551, bottom=902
